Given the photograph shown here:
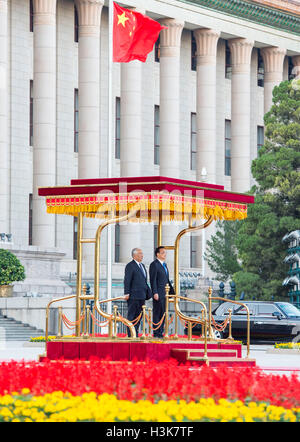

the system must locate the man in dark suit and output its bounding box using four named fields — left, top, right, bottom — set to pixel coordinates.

left=149, top=246, right=175, bottom=338
left=124, top=248, right=152, bottom=337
